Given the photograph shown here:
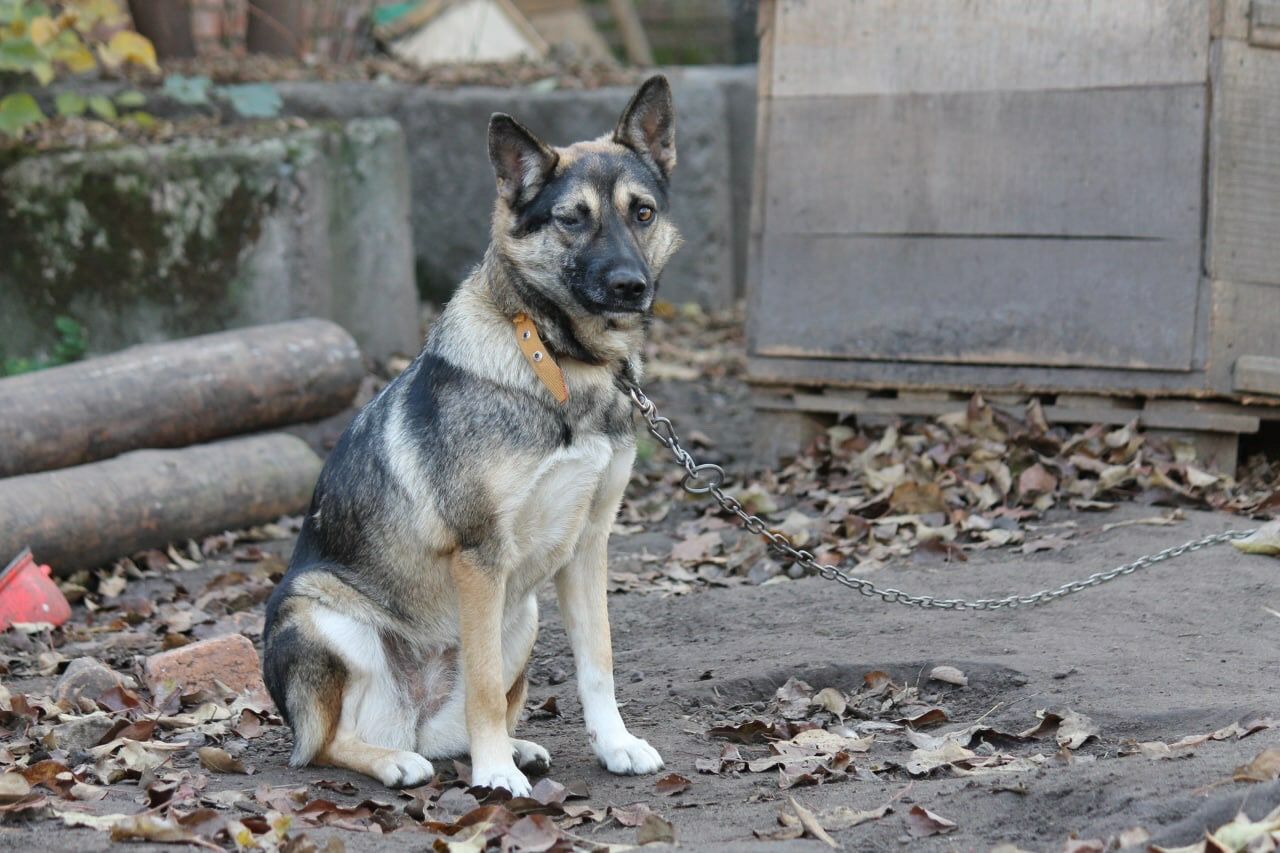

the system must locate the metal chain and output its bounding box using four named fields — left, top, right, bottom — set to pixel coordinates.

left=624, top=383, right=1256, bottom=611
